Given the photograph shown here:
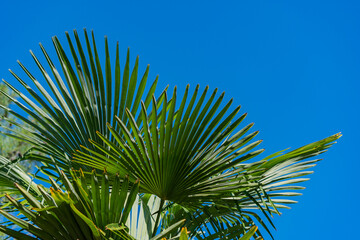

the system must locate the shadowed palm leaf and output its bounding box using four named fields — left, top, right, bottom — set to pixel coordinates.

left=0, top=155, right=39, bottom=197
